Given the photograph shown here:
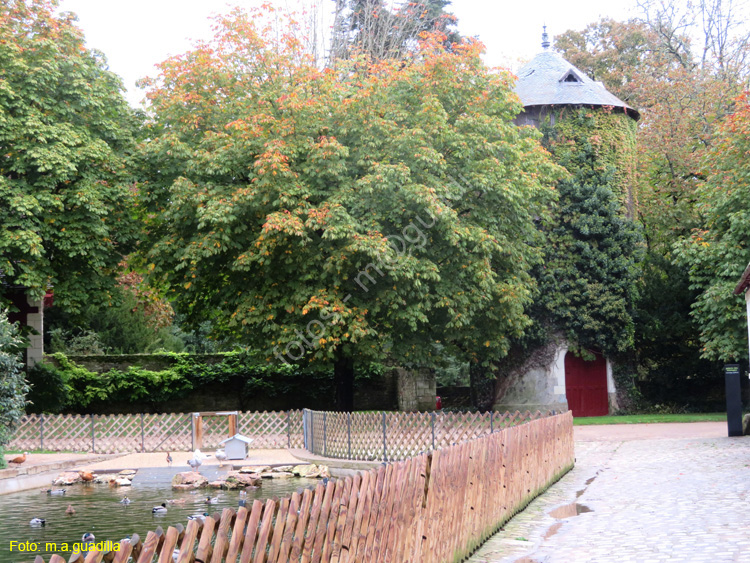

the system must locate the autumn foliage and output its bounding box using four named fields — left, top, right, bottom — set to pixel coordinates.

left=136, top=8, right=563, bottom=406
